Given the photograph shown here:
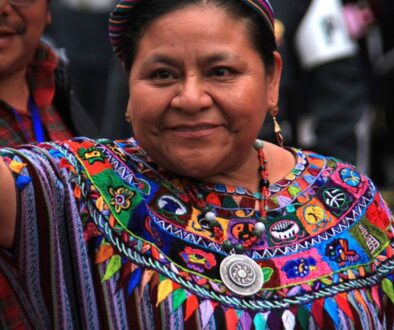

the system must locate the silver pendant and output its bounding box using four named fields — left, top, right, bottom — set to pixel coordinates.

left=220, top=254, right=264, bottom=296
